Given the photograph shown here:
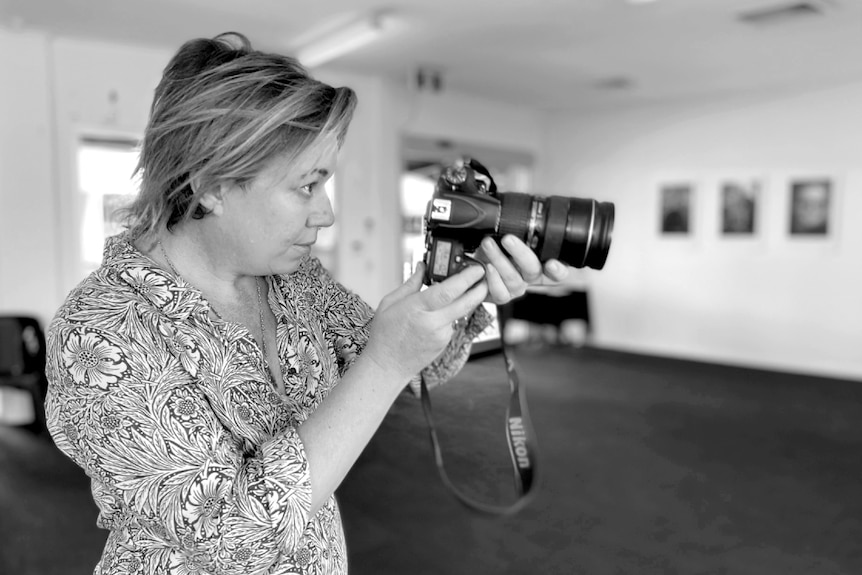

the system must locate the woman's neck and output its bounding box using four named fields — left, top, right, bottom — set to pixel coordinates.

left=142, top=227, right=256, bottom=312
left=142, top=226, right=283, bottom=390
